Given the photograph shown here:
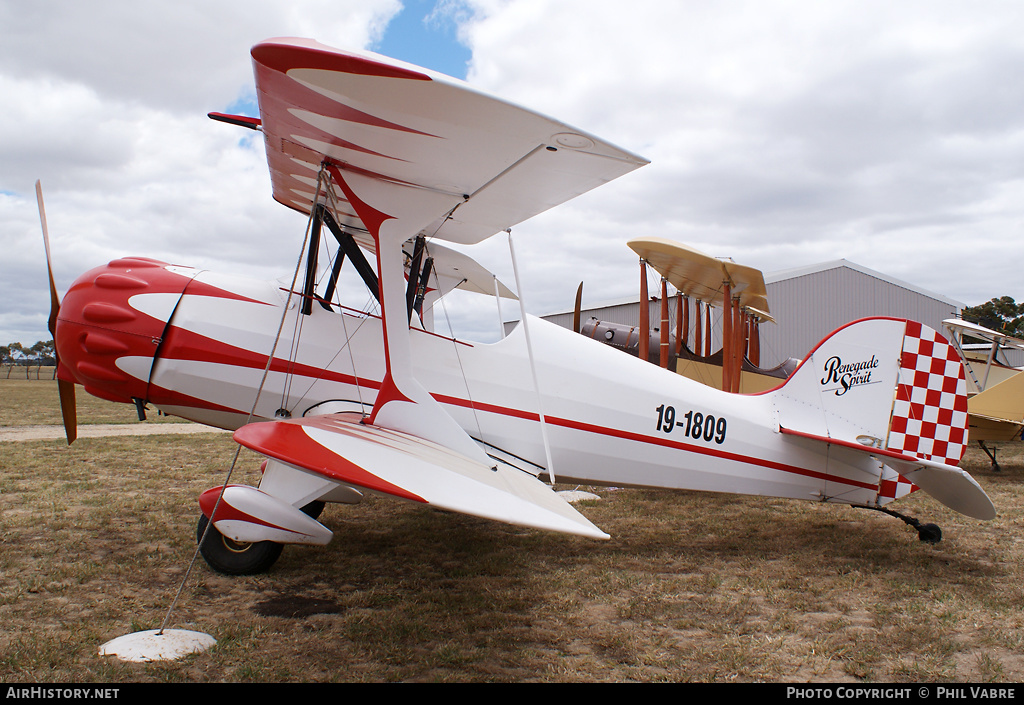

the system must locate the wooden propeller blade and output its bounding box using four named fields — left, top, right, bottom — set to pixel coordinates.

left=36, top=181, right=60, bottom=339
left=573, top=281, right=583, bottom=333
left=58, top=379, right=77, bottom=445
left=36, top=180, right=78, bottom=444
